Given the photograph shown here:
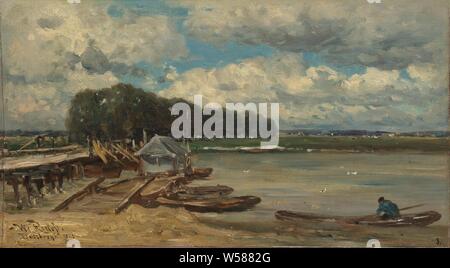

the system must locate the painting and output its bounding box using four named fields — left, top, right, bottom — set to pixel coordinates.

left=0, top=0, right=449, bottom=248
